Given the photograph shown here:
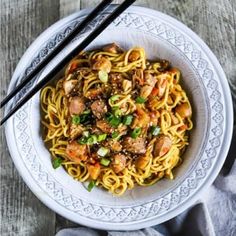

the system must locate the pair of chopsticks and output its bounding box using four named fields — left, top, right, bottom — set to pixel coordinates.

left=0, top=0, right=136, bottom=125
